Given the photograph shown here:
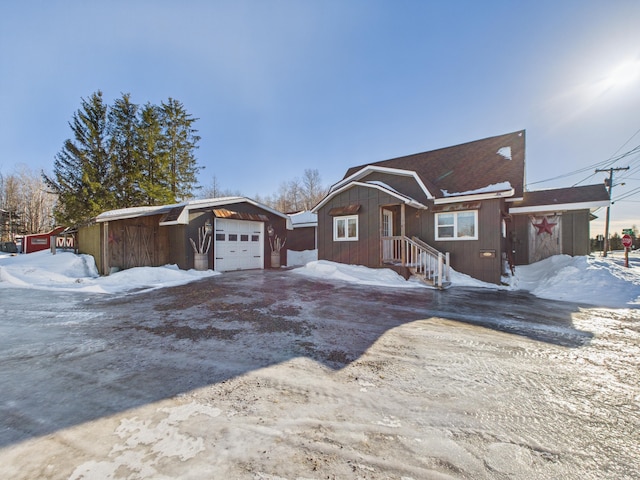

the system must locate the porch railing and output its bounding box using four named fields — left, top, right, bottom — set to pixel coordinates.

left=382, top=235, right=450, bottom=288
